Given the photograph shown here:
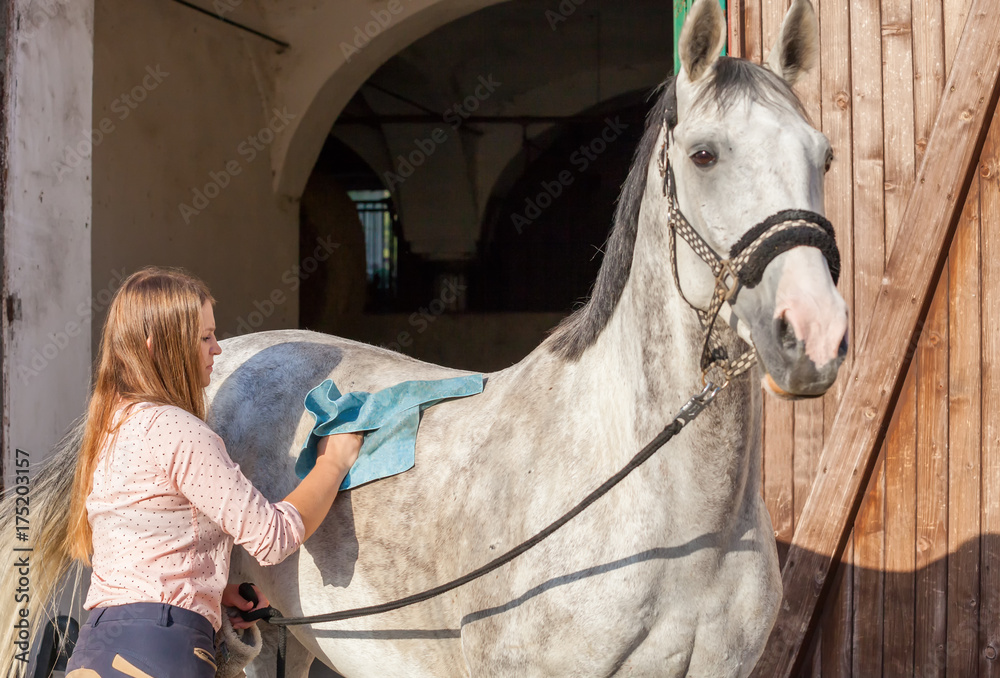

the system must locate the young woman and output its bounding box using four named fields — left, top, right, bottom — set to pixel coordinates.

left=62, top=266, right=361, bottom=678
